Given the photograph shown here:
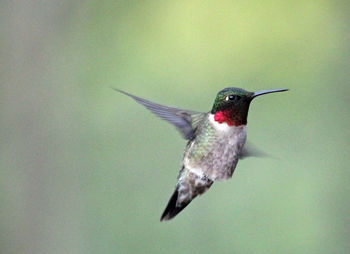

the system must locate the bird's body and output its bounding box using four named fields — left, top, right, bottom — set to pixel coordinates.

left=161, top=114, right=247, bottom=220
left=115, top=87, right=288, bottom=221
left=184, top=113, right=246, bottom=182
